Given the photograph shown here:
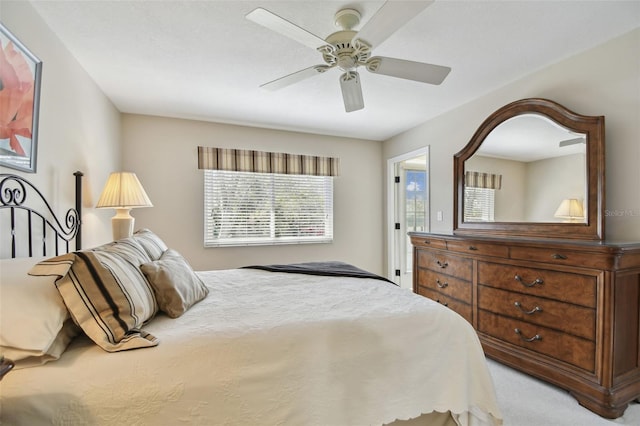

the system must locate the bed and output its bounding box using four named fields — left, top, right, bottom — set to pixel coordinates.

left=0, top=172, right=502, bottom=426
